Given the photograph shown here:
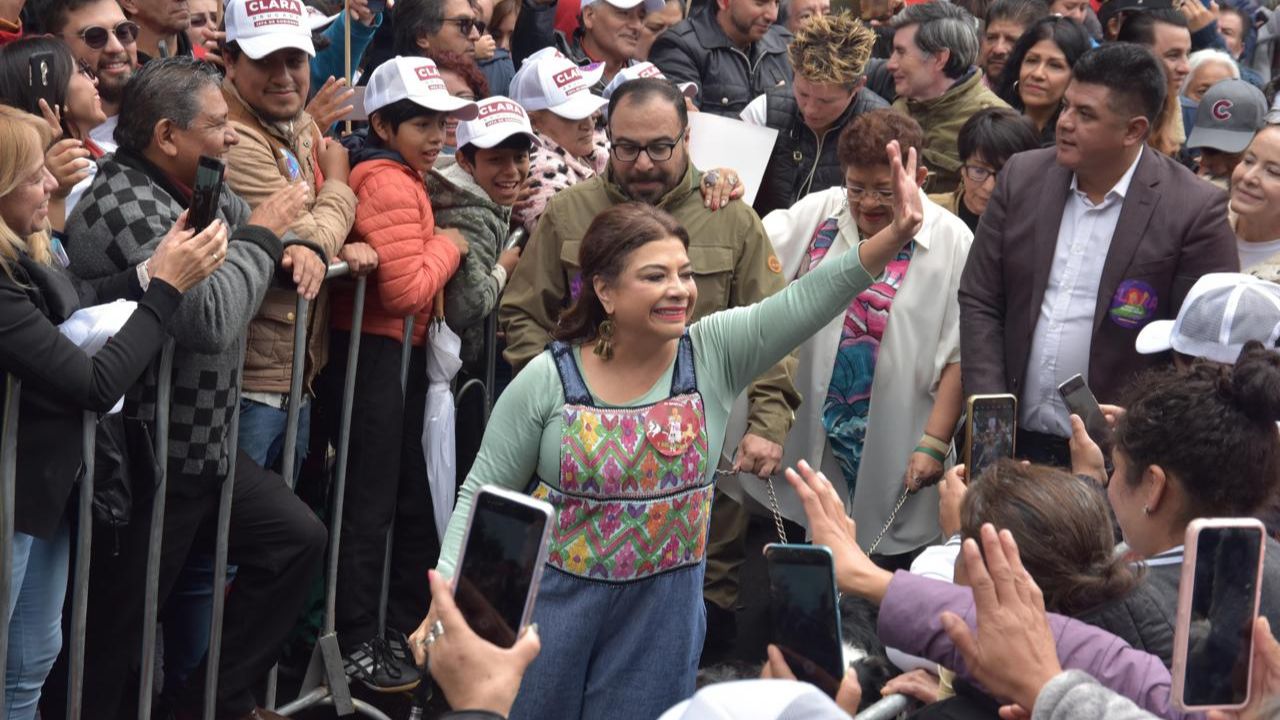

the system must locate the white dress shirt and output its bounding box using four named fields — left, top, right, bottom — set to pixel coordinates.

left=1021, top=148, right=1143, bottom=436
